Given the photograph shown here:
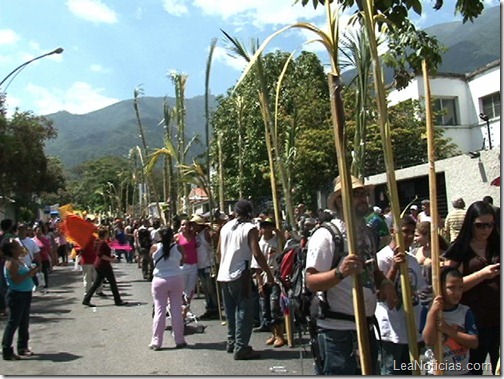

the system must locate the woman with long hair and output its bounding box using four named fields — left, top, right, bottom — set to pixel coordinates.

left=1, top=239, right=38, bottom=360
left=149, top=227, right=186, bottom=350
left=32, top=225, right=51, bottom=290
left=443, top=200, right=500, bottom=374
